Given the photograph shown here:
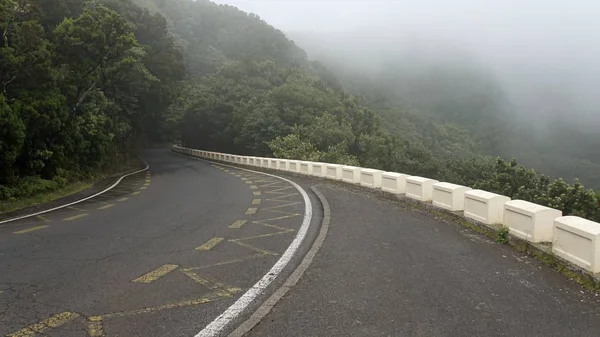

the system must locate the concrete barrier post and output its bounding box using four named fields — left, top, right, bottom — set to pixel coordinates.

left=270, top=159, right=280, bottom=170
left=432, top=182, right=471, bottom=211
left=326, top=164, right=343, bottom=180
left=312, top=163, right=326, bottom=177
left=464, top=190, right=510, bottom=225
left=553, top=216, right=600, bottom=272
left=406, top=176, right=439, bottom=201
left=360, top=169, right=383, bottom=188
left=277, top=159, right=288, bottom=170
left=341, top=166, right=361, bottom=184
left=261, top=158, right=270, bottom=168
left=299, top=161, right=313, bottom=175
left=503, top=200, right=562, bottom=243
left=381, top=172, right=409, bottom=194
left=288, top=160, right=300, bottom=172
